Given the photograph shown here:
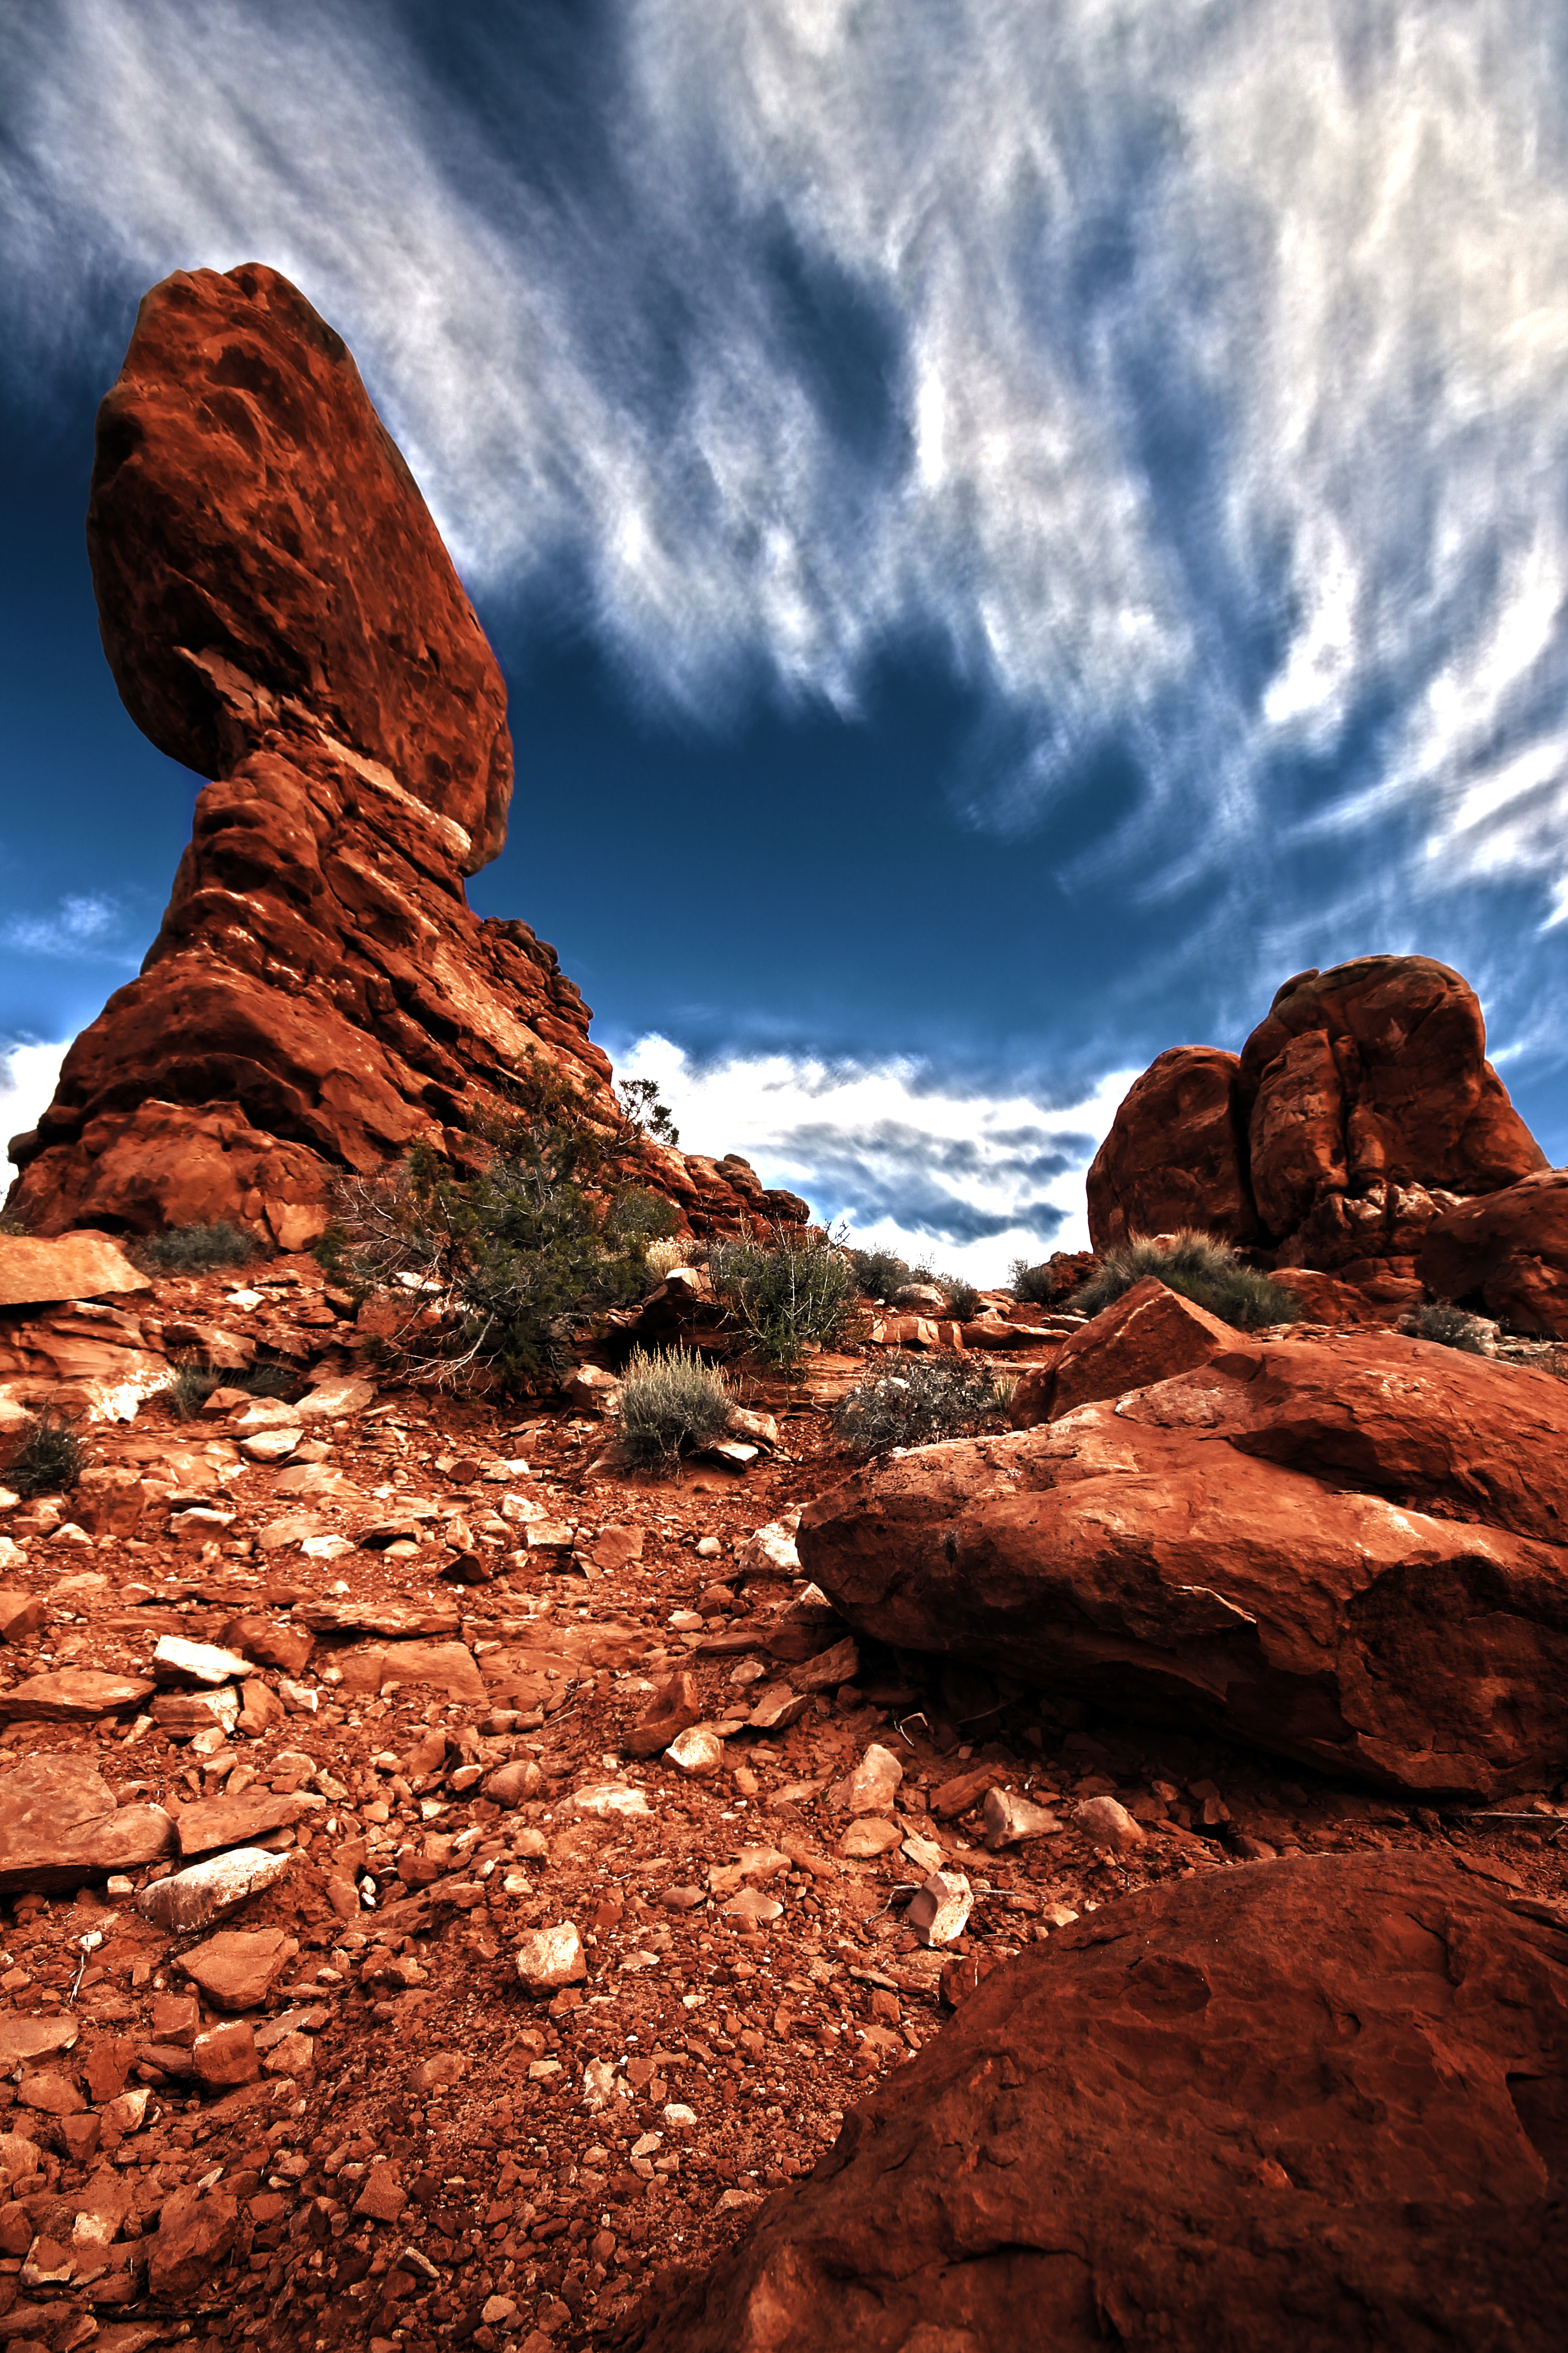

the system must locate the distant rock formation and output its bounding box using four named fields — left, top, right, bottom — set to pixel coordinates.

left=1088, top=956, right=1548, bottom=1304
left=4, top=265, right=802, bottom=1246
